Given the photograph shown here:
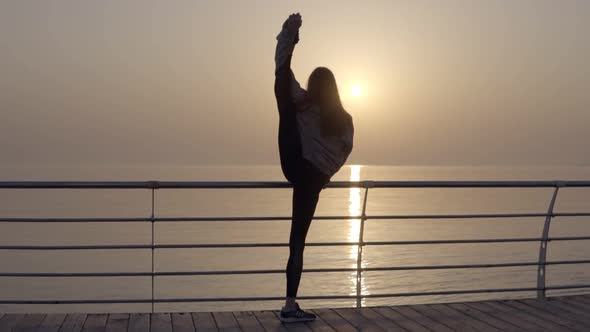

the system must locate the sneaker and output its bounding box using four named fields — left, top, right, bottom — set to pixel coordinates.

left=279, top=302, right=316, bottom=323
